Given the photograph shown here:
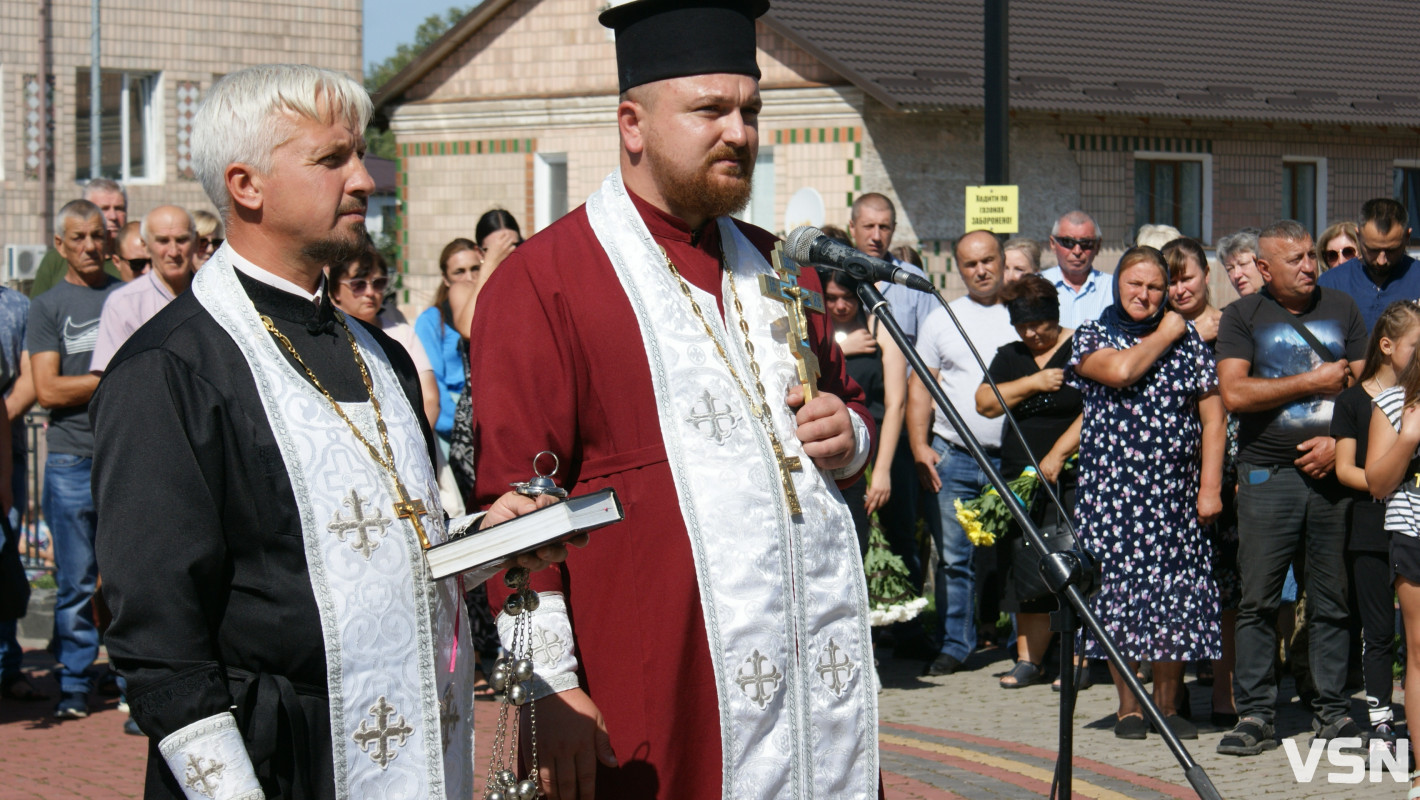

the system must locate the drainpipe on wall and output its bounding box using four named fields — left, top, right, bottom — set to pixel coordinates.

left=90, top=0, right=101, bottom=180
